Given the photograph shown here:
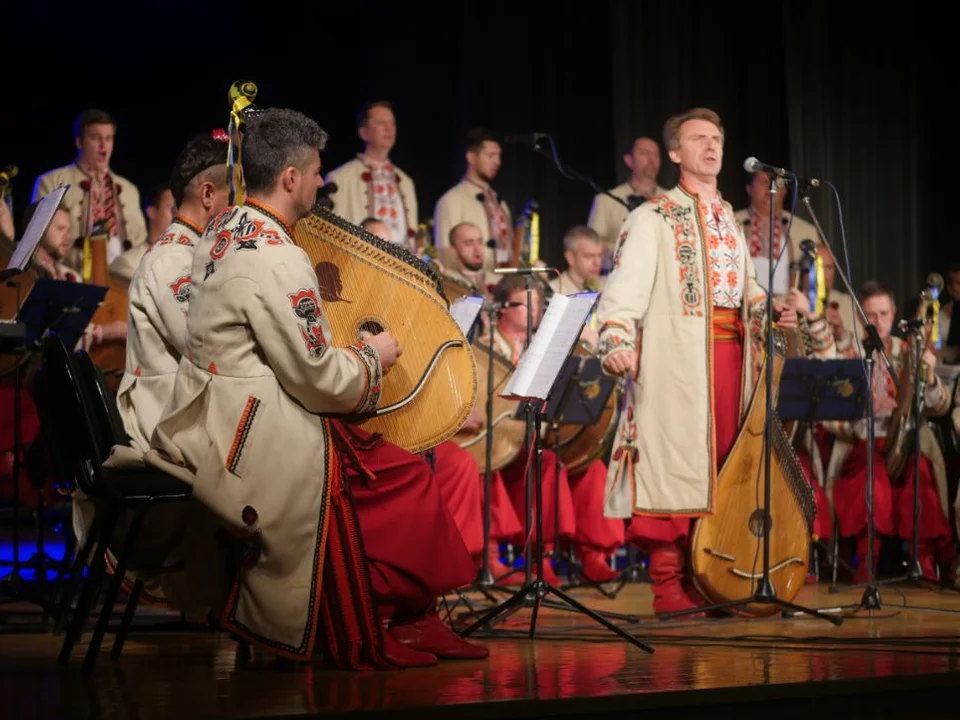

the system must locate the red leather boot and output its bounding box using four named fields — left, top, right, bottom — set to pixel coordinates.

left=648, top=543, right=704, bottom=618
